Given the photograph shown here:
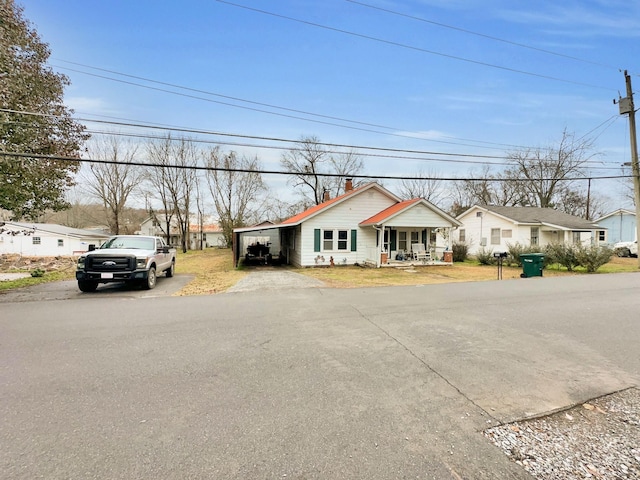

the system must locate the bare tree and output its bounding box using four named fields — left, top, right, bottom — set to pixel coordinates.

left=204, top=147, right=265, bottom=247
left=281, top=136, right=364, bottom=205
left=146, top=135, right=198, bottom=252
left=505, top=129, right=596, bottom=209
left=455, top=130, right=599, bottom=217
left=326, top=148, right=364, bottom=197
left=398, top=168, right=445, bottom=203
left=261, top=196, right=307, bottom=223
left=84, top=136, right=142, bottom=234
left=146, top=136, right=175, bottom=244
